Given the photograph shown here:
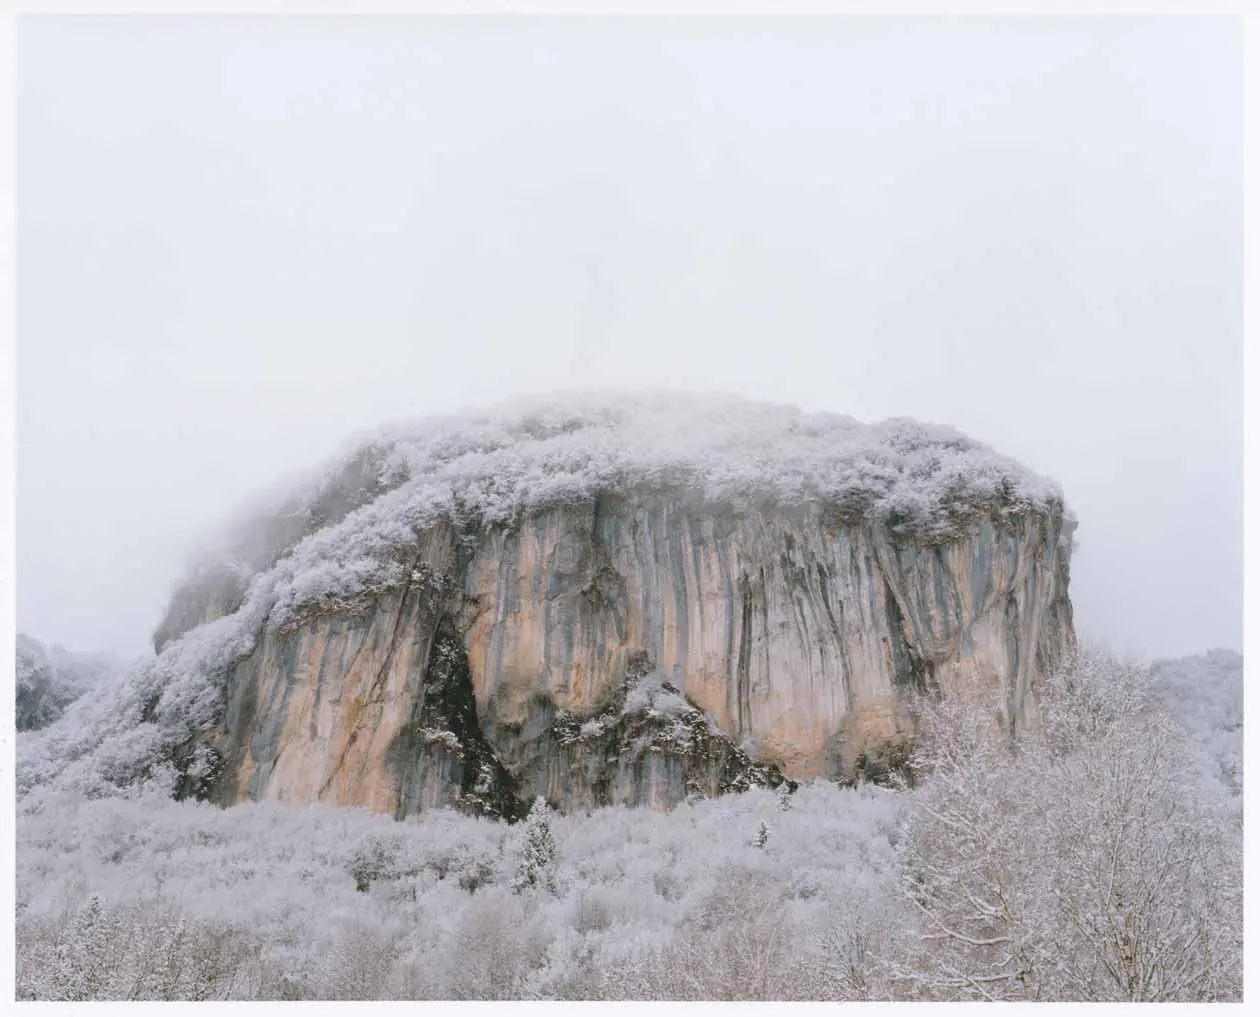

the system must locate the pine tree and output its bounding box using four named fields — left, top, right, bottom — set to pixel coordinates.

left=776, top=783, right=793, bottom=812
left=512, top=796, right=557, bottom=894
left=52, top=893, right=117, bottom=1001
left=754, top=821, right=770, bottom=849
